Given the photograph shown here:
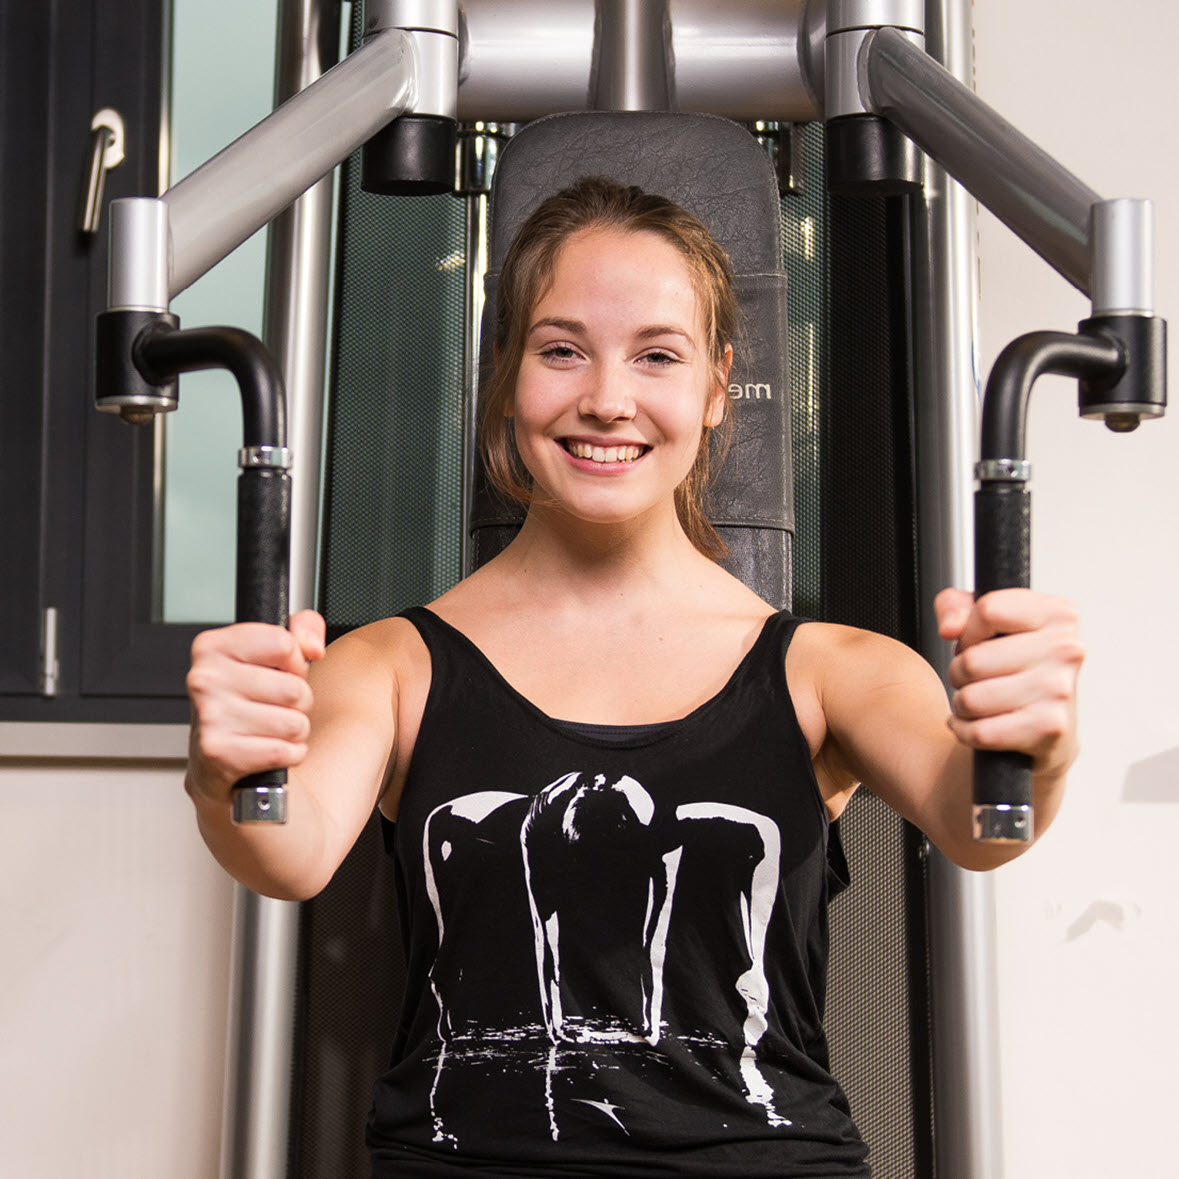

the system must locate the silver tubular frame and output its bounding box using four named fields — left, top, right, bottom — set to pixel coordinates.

left=219, top=2, right=342, bottom=1177
left=589, top=0, right=673, bottom=110
left=454, top=0, right=824, bottom=121
left=163, top=27, right=415, bottom=298
left=913, top=3, right=1003, bottom=1175
left=862, top=23, right=1100, bottom=295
